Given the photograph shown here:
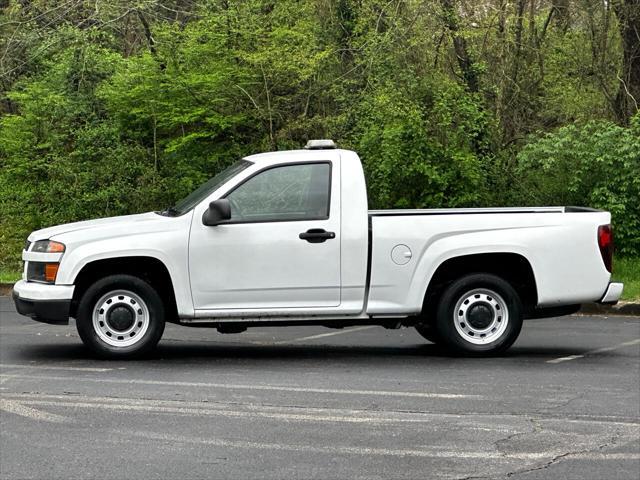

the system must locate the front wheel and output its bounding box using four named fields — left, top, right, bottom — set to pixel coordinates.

left=434, top=273, right=523, bottom=356
left=76, top=274, right=165, bottom=358
left=415, top=323, right=441, bottom=344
